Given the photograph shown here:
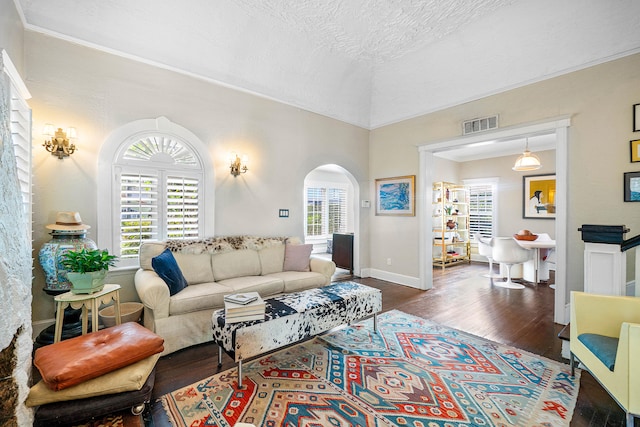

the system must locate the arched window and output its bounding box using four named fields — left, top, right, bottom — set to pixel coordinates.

left=98, top=117, right=214, bottom=268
